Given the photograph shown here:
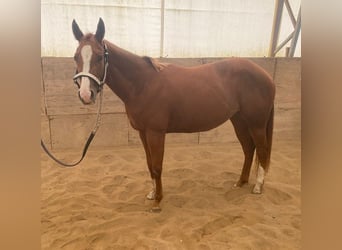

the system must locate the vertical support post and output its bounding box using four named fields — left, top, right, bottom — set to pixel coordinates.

left=288, top=6, right=301, bottom=57
left=285, top=47, right=290, bottom=57
left=160, top=0, right=165, bottom=57
left=268, top=0, right=284, bottom=57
